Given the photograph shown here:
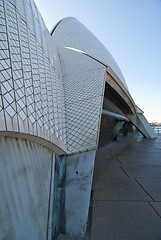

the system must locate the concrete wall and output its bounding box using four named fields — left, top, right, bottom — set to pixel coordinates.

left=0, top=137, right=55, bottom=240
